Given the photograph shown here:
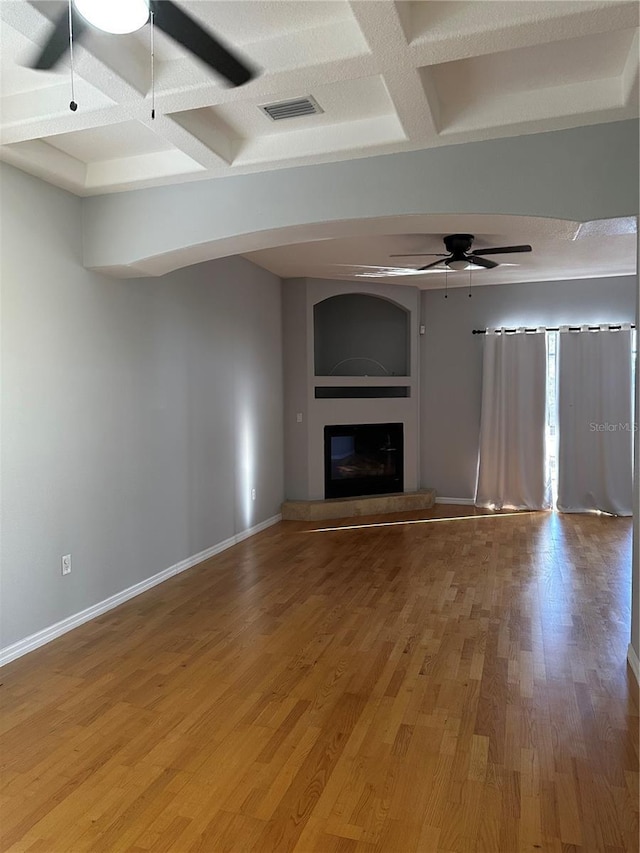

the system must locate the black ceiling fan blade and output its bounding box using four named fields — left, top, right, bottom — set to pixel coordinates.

left=31, top=9, right=86, bottom=69
left=150, top=1, right=256, bottom=86
left=469, top=256, right=499, bottom=269
left=418, top=259, right=449, bottom=271
left=470, top=244, right=532, bottom=256
left=389, top=253, right=448, bottom=258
